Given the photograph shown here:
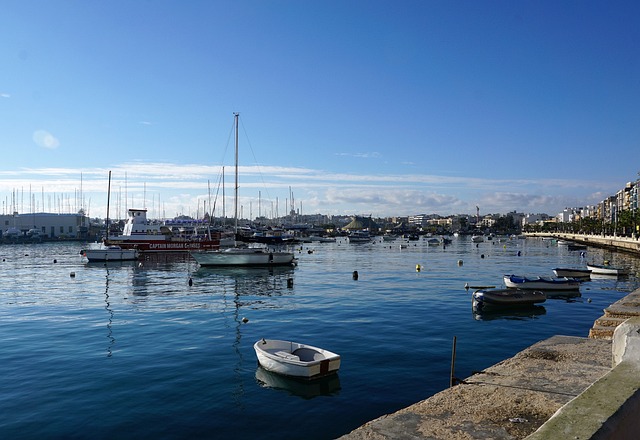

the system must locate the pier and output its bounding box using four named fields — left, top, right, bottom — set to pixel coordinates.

left=340, top=235, right=640, bottom=439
